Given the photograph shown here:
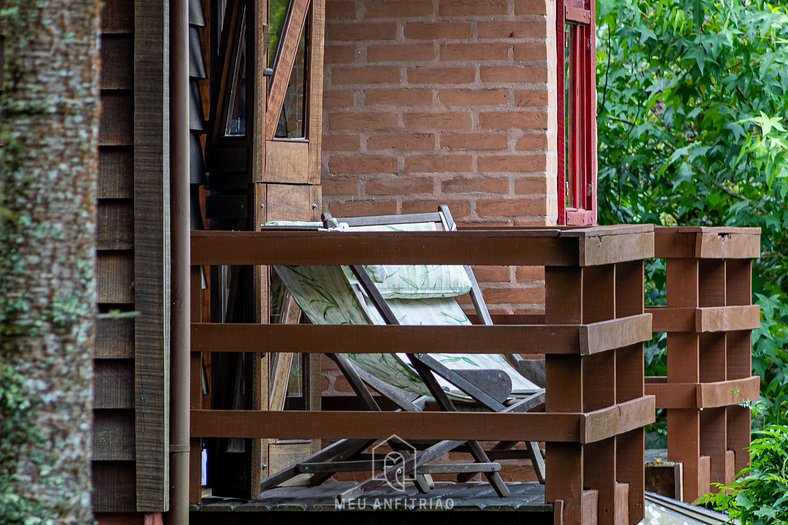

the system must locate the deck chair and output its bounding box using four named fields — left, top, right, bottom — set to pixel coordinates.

left=258, top=206, right=546, bottom=502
